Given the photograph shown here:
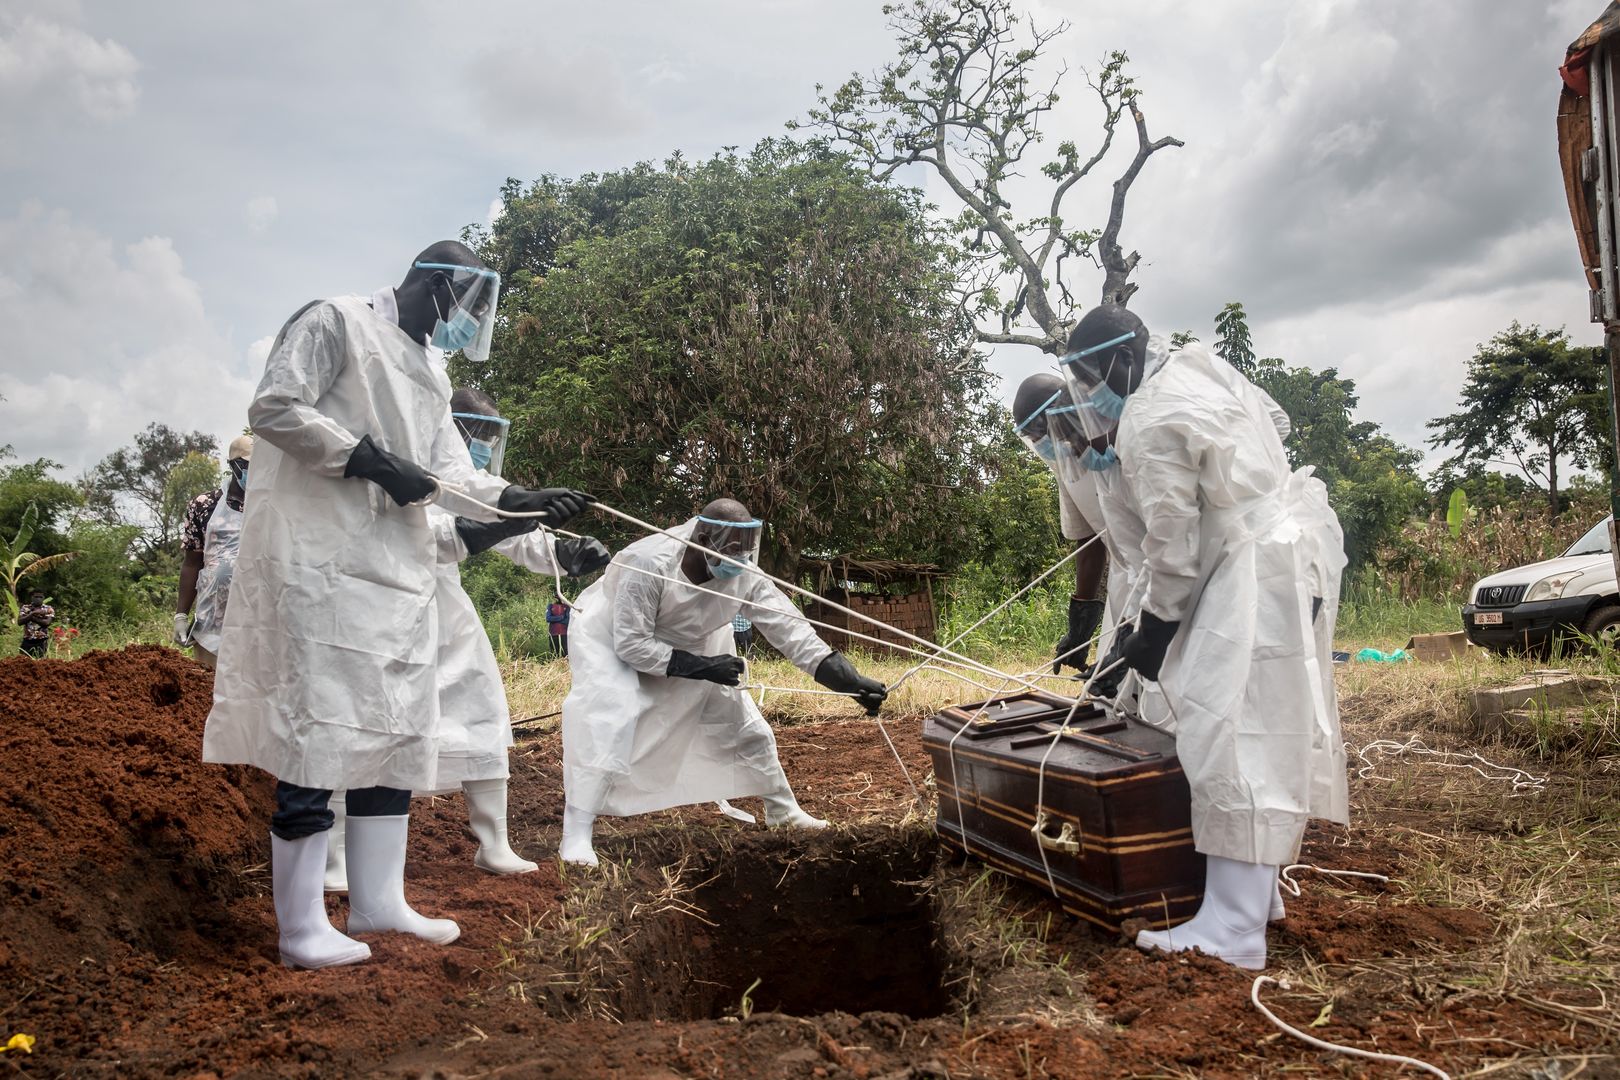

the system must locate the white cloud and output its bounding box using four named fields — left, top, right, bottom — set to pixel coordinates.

left=0, top=8, right=139, bottom=123
left=244, top=195, right=277, bottom=234
left=0, top=203, right=256, bottom=477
